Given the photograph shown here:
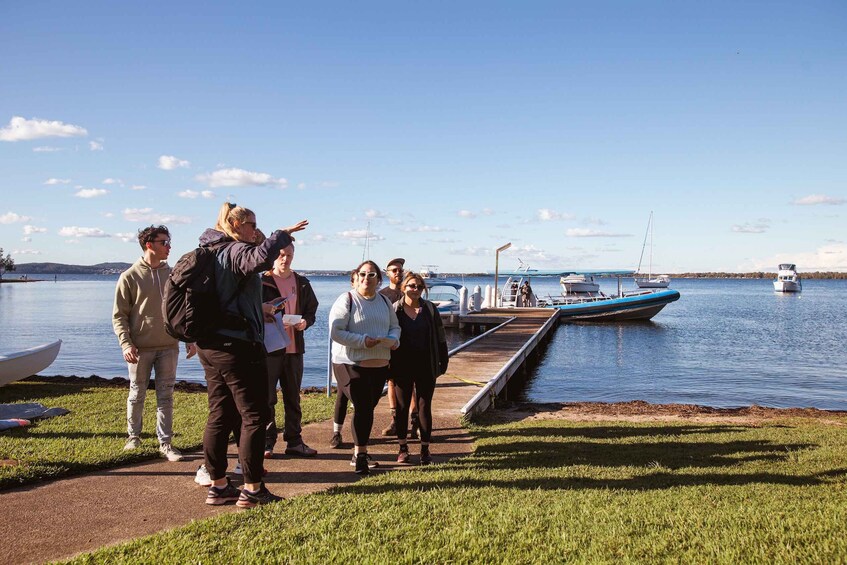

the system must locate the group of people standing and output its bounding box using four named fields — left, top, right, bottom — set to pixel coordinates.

left=111, top=202, right=449, bottom=508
